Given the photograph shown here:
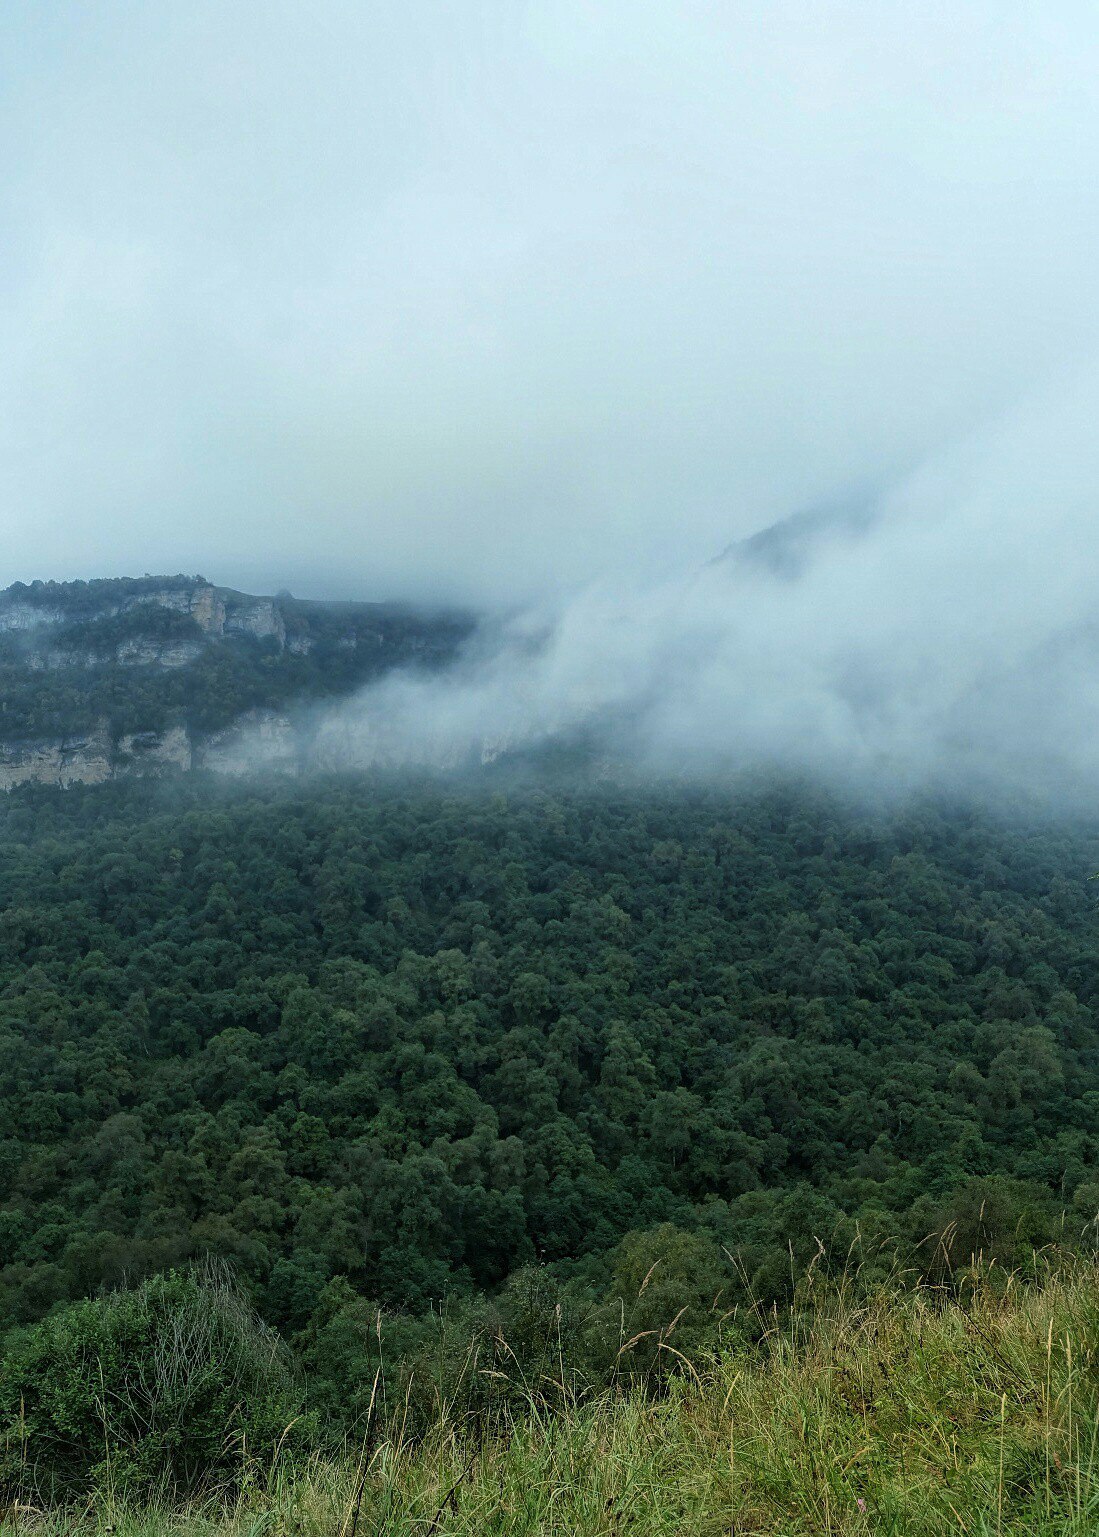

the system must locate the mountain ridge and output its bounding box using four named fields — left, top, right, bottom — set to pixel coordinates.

left=0, top=575, right=476, bottom=789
